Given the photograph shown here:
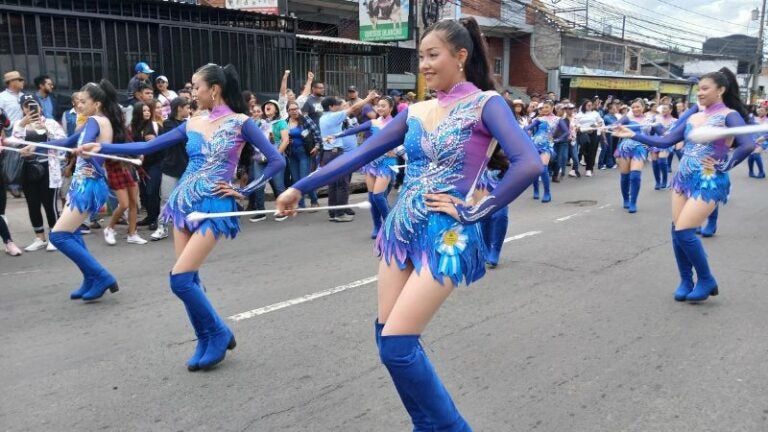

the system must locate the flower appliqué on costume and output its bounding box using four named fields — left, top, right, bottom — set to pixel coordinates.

left=436, top=224, right=468, bottom=277
left=700, top=167, right=717, bottom=190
